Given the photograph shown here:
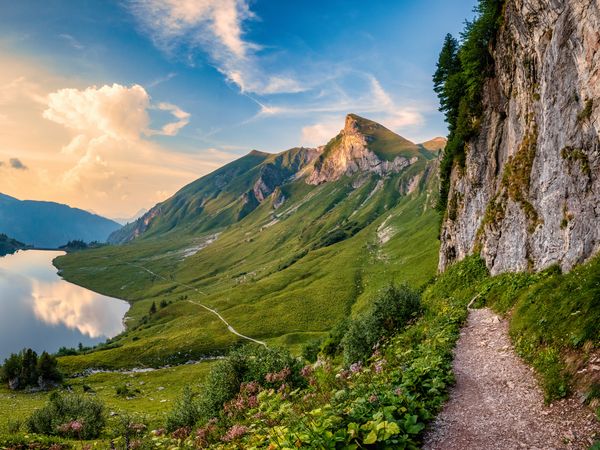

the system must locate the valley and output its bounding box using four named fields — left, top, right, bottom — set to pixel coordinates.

left=53, top=114, right=444, bottom=371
